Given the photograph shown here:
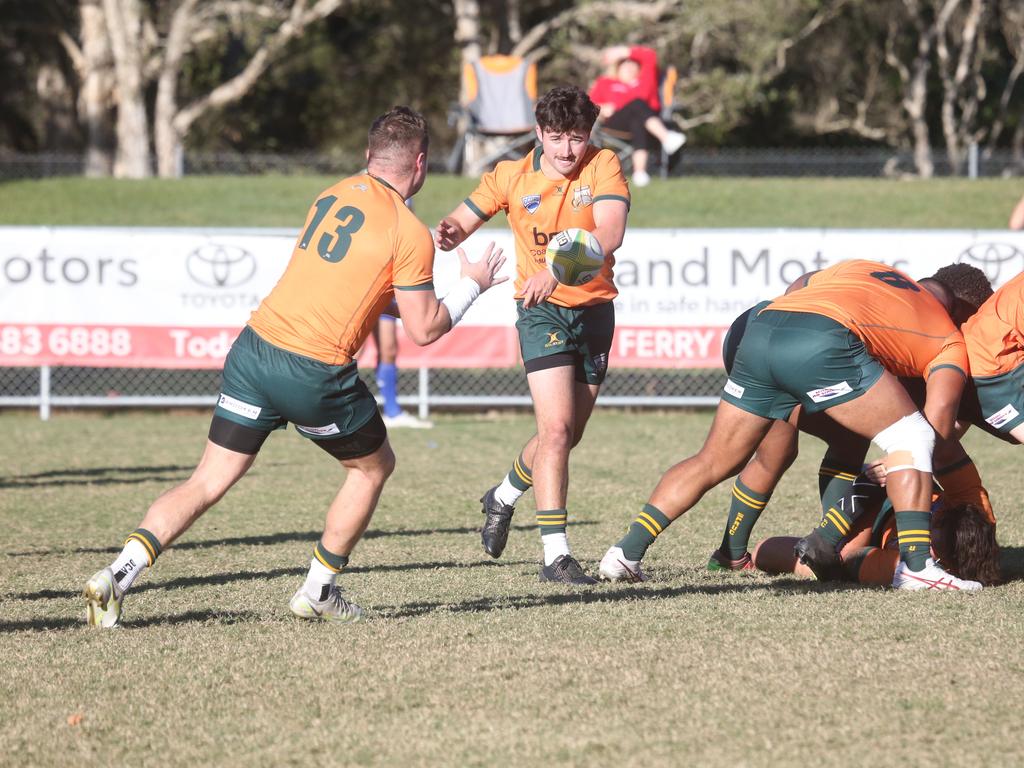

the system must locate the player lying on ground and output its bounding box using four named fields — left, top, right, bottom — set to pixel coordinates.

left=435, top=86, right=629, bottom=585
left=83, top=107, right=506, bottom=627
left=752, top=467, right=1001, bottom=588
left=703, top=265, right=992, bottom=575
left=599, top=259, right=984, bottom=591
